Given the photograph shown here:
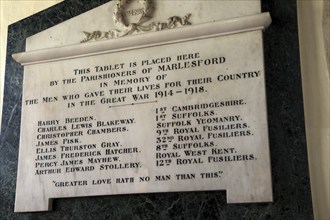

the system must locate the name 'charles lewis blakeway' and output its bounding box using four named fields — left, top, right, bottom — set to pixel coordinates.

left=12, top=0, right=275, bottom=212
